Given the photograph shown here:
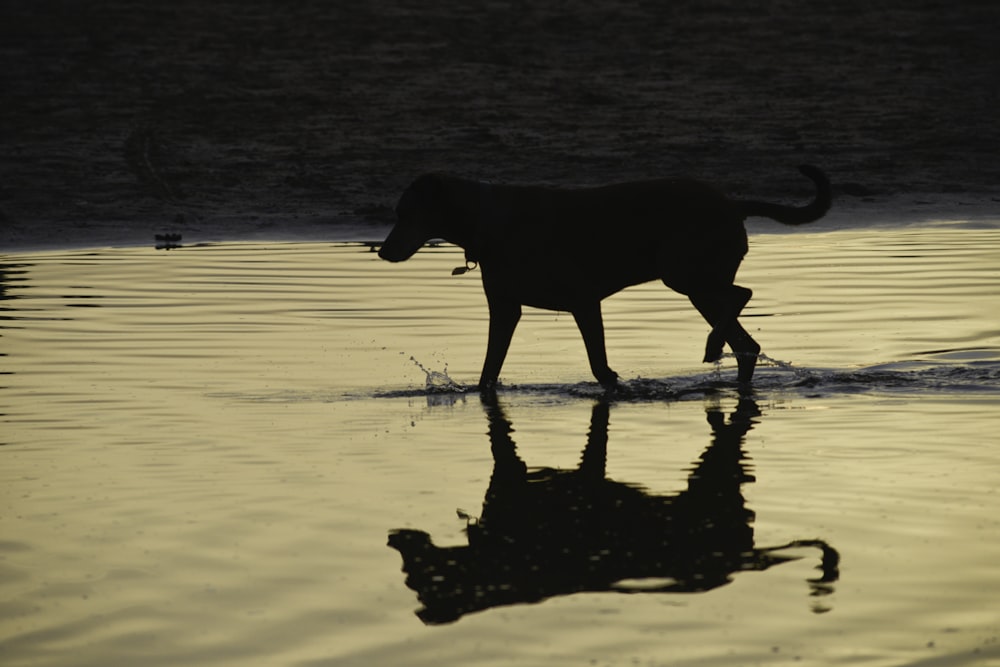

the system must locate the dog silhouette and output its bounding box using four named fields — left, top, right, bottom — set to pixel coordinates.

left=379, top=166, right=831, bottom=387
